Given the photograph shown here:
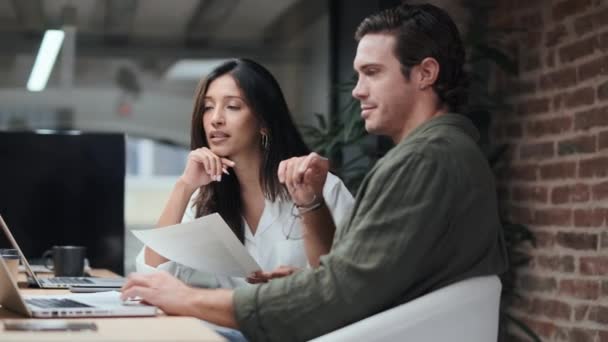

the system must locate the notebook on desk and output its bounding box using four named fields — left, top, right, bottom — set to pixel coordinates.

left=0, top=257, right=156, bottom=318
left=0, top=214, right=125, bottom=289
